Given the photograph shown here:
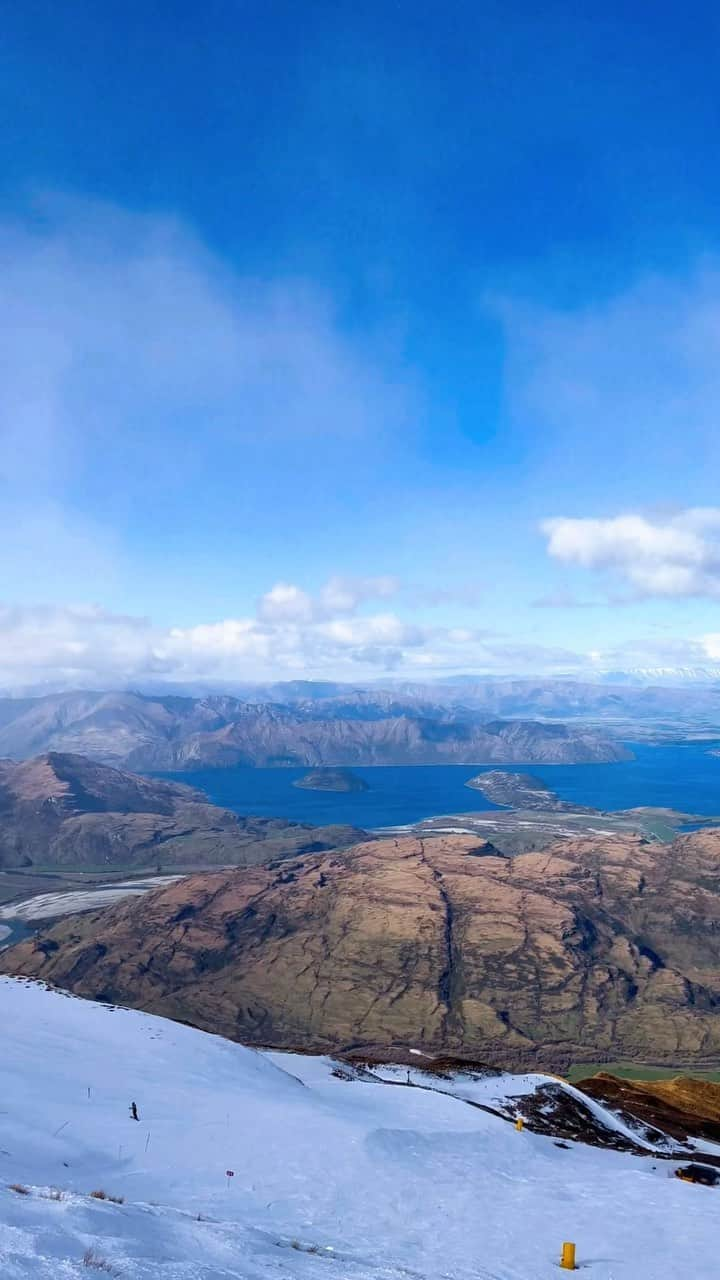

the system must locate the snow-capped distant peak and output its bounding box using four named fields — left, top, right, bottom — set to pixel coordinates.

left=598, top=666, right=720, bottom=686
